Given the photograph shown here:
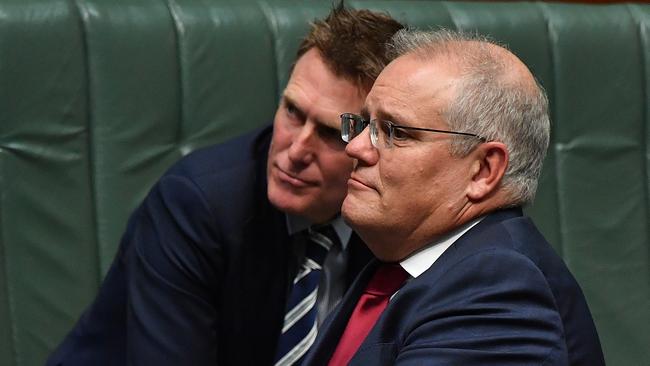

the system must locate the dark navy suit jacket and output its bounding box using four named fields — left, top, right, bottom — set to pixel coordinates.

left=304, top=208, right=605, bottom=366
left=46, top=126, right=371, bottom=366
